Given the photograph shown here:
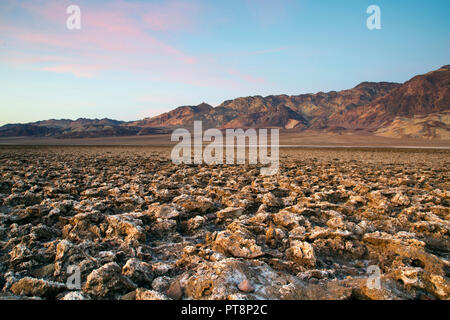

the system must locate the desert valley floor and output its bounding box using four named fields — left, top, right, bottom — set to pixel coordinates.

left=0, top=146, right=448, bottom=300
